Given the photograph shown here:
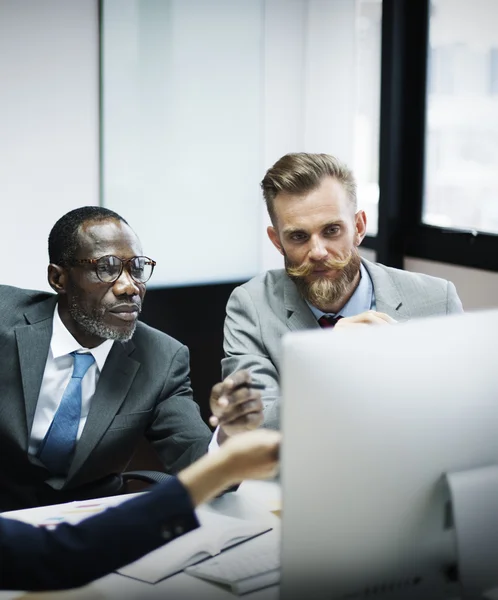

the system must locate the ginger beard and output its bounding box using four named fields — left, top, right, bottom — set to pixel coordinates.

left=285, top=247, right=362, bottom=310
